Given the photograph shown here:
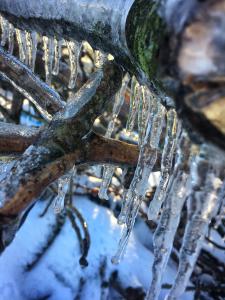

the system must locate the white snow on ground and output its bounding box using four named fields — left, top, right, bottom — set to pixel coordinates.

left=0, top=196, right=193, bottom=300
